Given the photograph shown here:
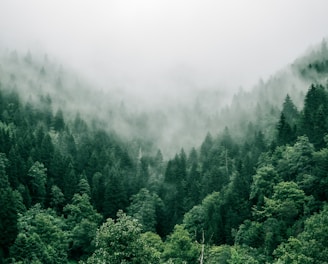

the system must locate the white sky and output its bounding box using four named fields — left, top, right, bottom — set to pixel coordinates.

left=1, top=0, right=328, bottom=94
